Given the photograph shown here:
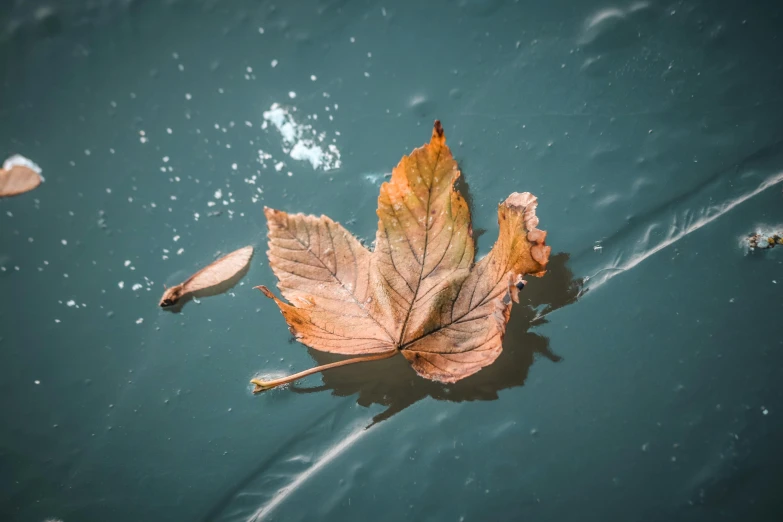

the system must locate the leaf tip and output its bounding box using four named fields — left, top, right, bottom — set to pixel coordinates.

left=159, top=284, right=183, bottom=307
left=431, top=120, right=446, bottom=146
left=502, top=192, right=551, bottom=277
